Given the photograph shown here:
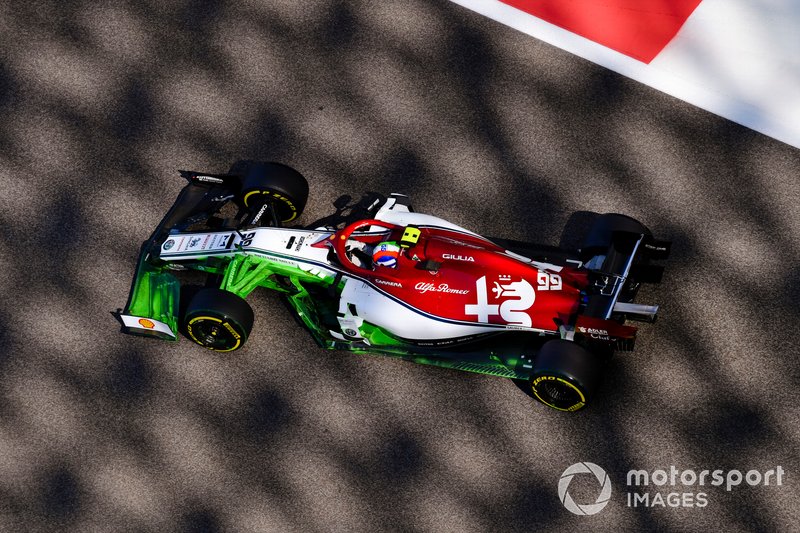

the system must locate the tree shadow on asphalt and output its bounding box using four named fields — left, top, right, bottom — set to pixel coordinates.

left=38, top=464, right=82, bottom=528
